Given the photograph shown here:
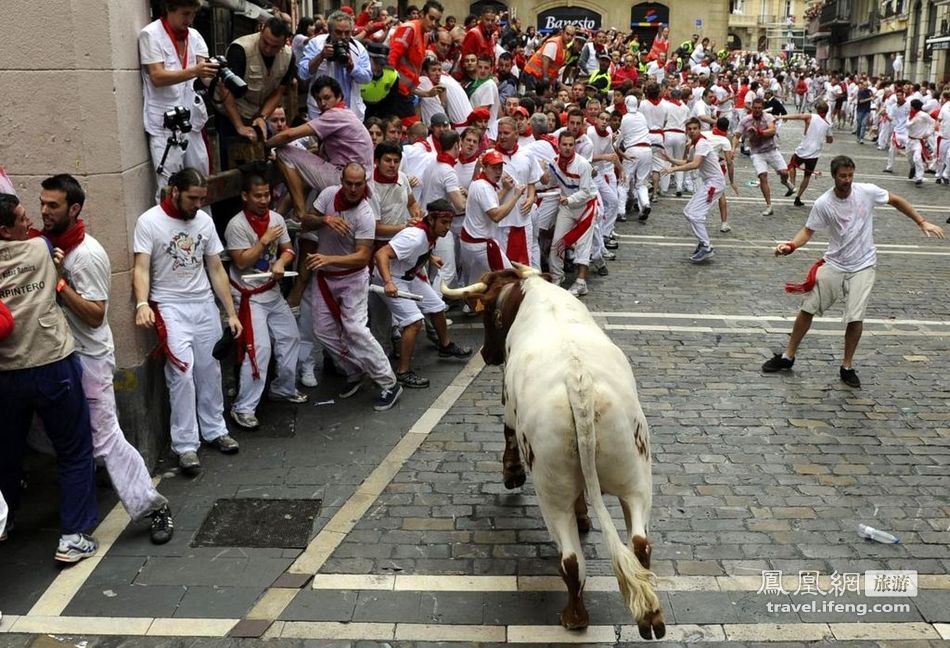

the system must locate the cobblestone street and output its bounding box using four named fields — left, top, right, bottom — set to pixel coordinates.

left=1, top=123, right=949, bottom=647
